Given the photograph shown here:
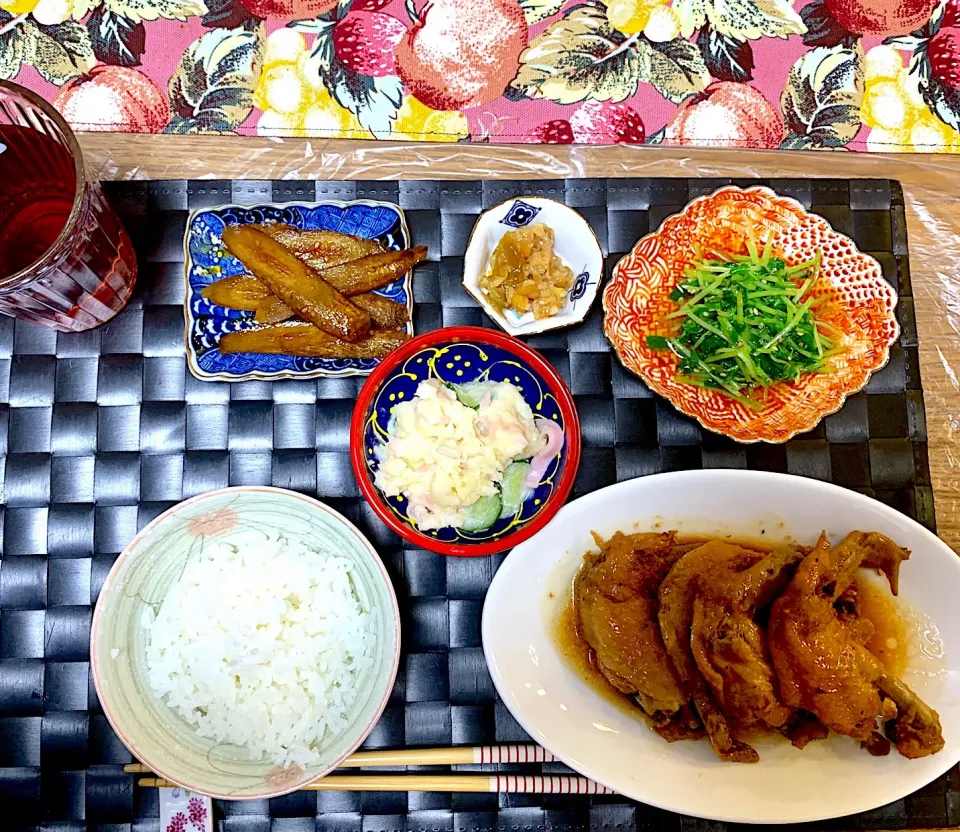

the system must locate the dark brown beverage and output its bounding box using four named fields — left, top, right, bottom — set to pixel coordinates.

left=0, top=83, right=137, bottom=331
